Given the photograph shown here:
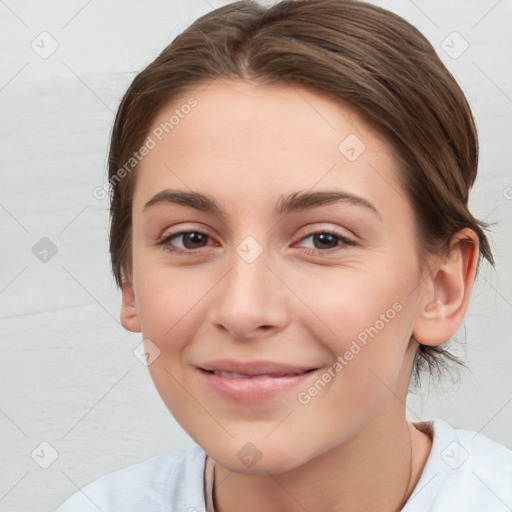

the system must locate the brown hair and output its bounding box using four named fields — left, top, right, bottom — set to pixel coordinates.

left=107, top=0, right=493, bottom=382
